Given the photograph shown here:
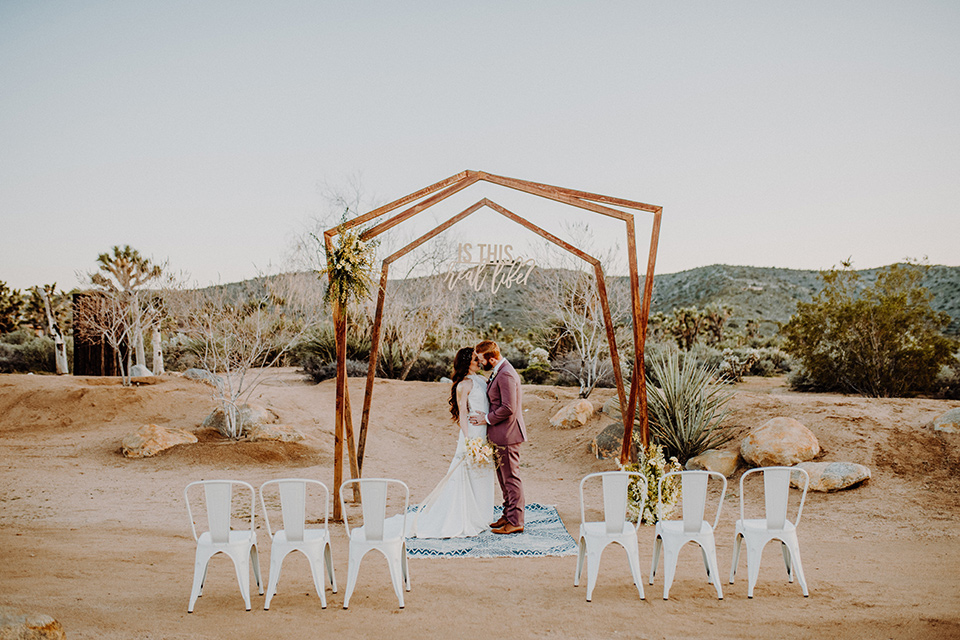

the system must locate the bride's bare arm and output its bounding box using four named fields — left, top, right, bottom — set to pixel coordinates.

left=456, top=379, right=473, bottom=437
